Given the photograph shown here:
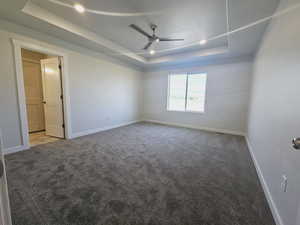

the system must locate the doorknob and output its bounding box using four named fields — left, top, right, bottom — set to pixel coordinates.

left=42, top=101, right=46, bottom=104
left=292, top=138, right=300, bottom=150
